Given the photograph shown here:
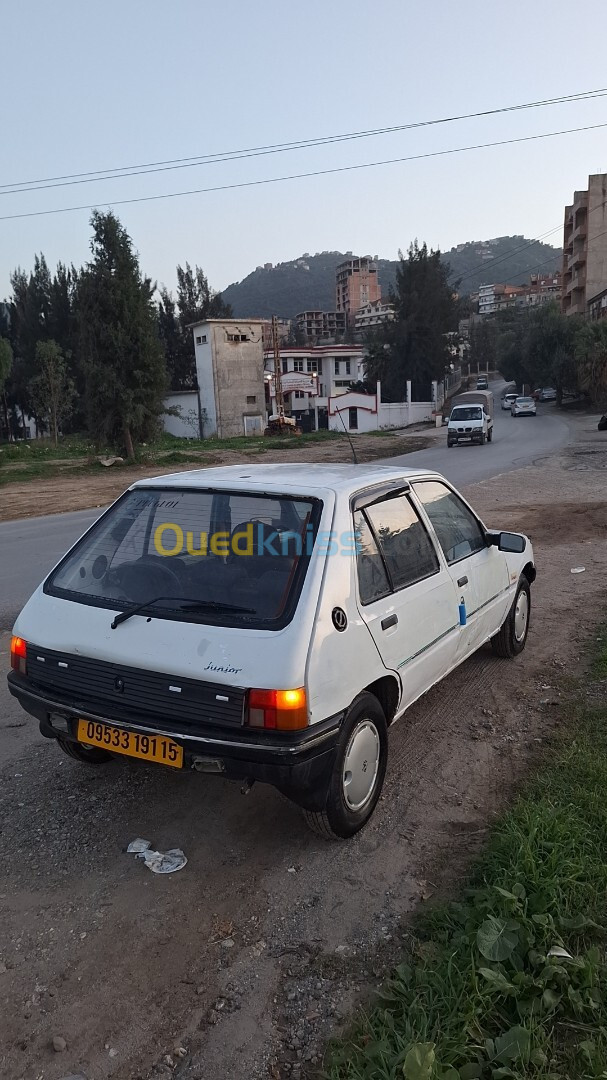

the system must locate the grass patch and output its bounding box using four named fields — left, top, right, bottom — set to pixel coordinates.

left=0, top=435, right=101, bottom=461
left=325, top=640, right=607, bottom=1079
